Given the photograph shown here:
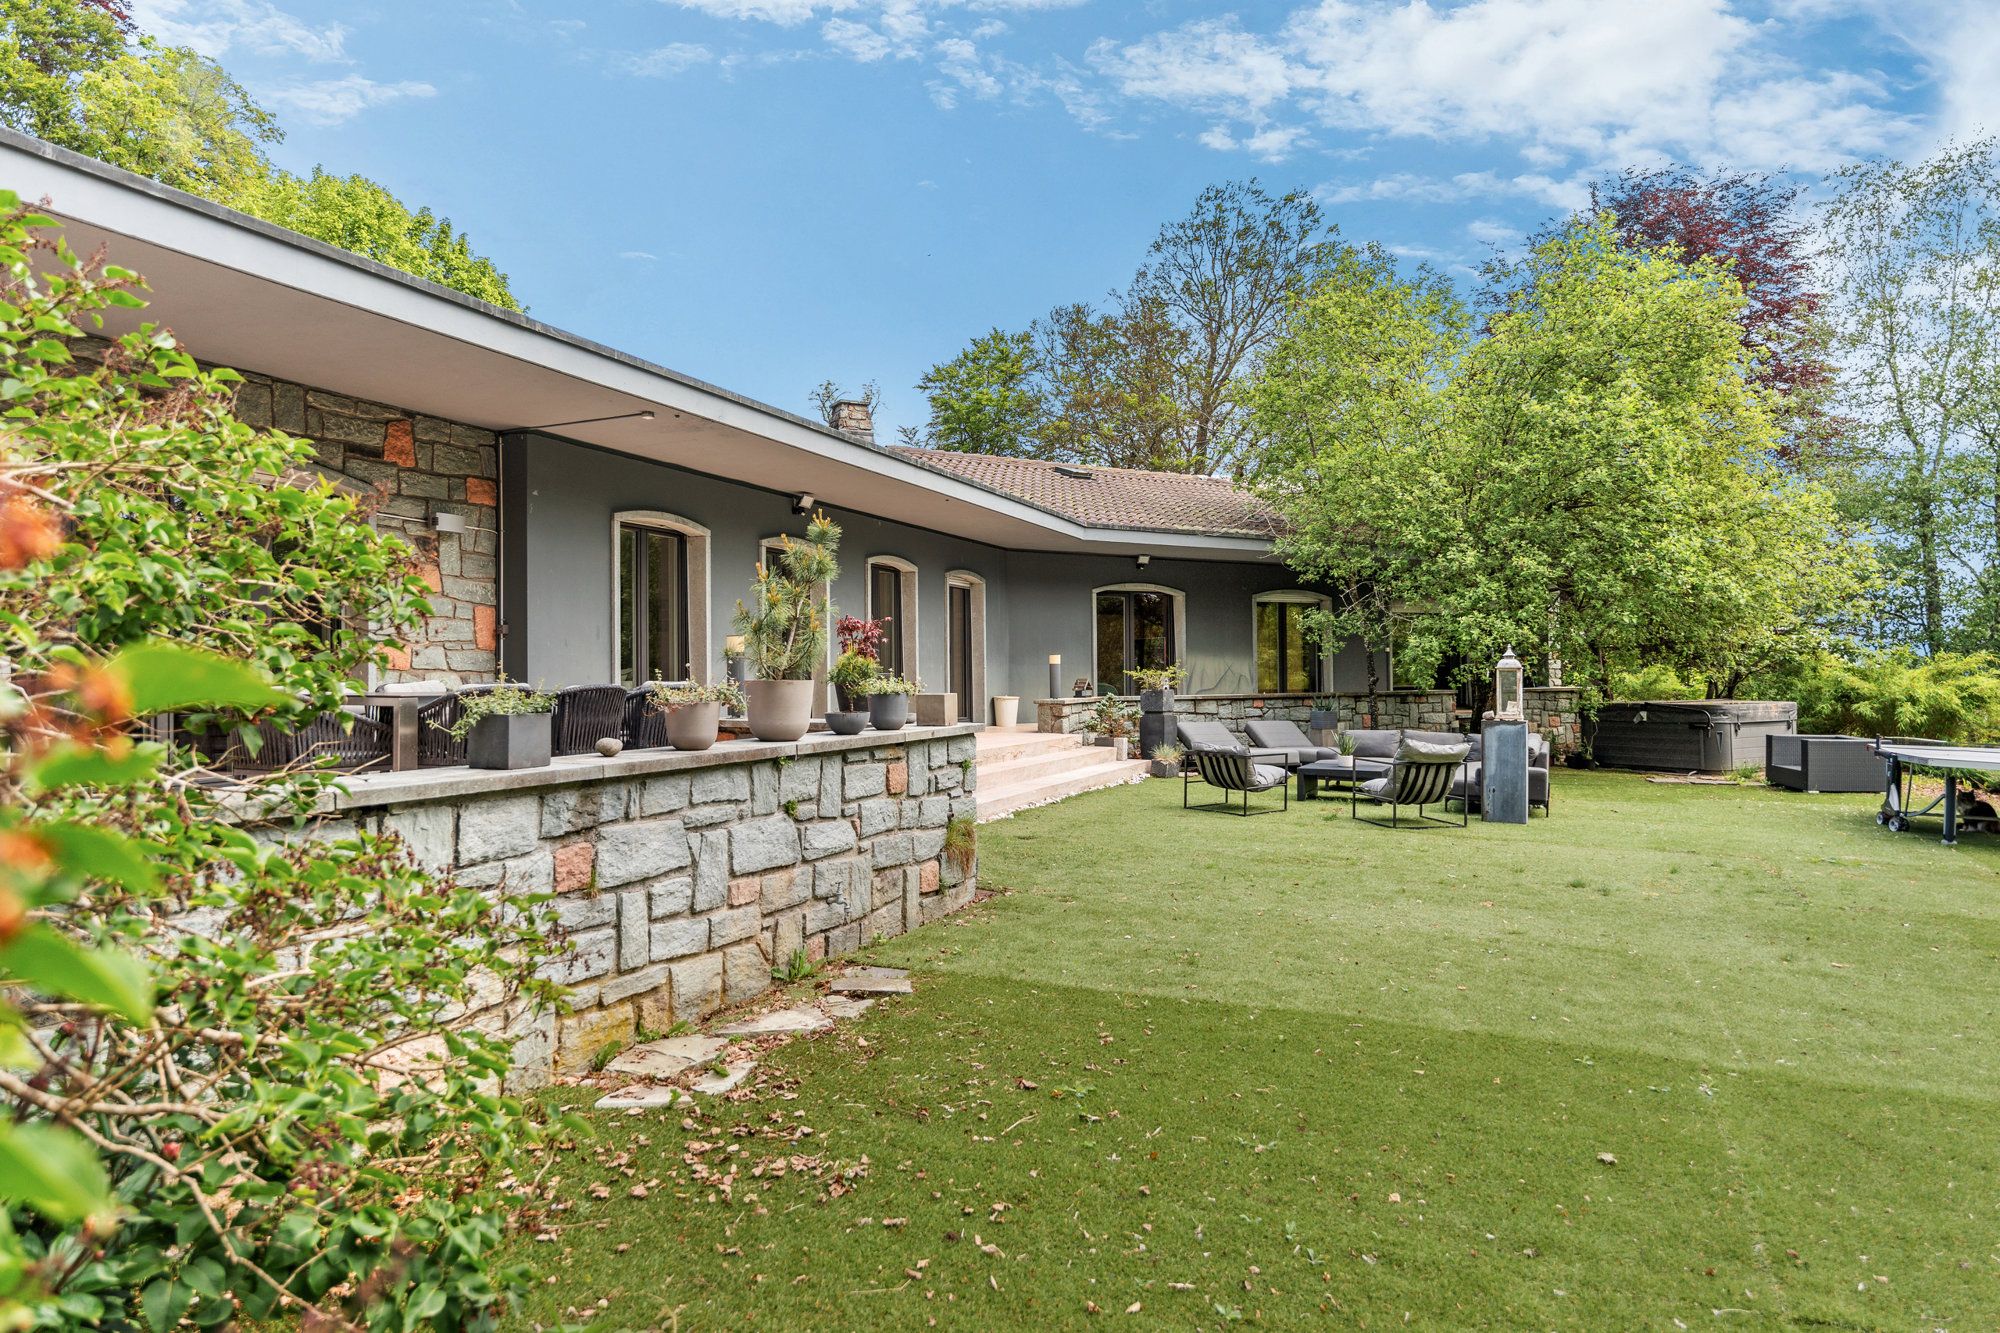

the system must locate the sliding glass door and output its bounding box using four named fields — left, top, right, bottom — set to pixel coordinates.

left=1095, top=590, right=1175, bottom=694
